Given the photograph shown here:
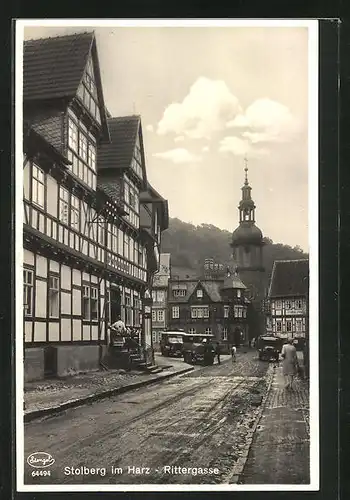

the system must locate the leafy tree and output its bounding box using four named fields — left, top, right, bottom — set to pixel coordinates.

left=161, top=217, right=308, bottom=289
